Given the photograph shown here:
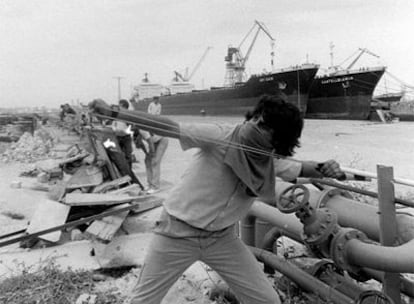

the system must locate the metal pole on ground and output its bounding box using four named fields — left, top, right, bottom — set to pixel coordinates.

left=377, top=165, right=401, bottom=304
